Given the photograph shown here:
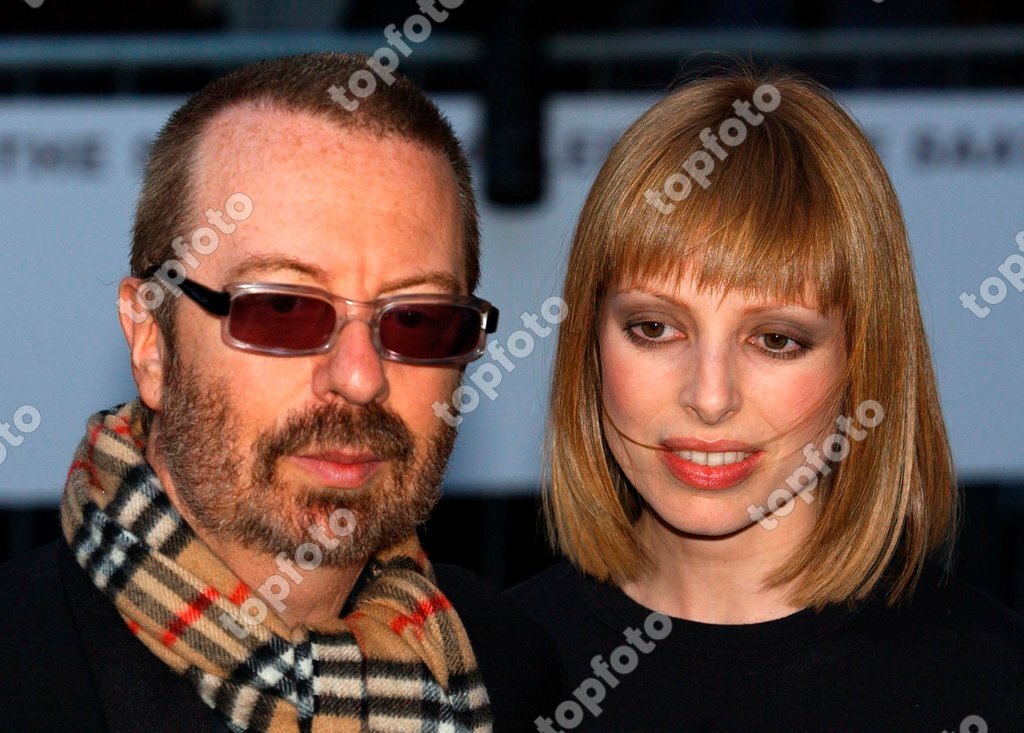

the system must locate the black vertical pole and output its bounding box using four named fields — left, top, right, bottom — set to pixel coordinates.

left=484, top=0, right=544, bottom=206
